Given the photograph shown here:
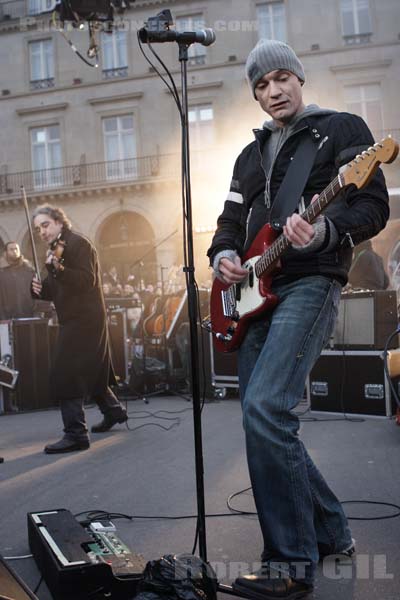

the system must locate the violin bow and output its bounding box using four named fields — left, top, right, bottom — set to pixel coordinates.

left=20, top=185, right=41, bottom=283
